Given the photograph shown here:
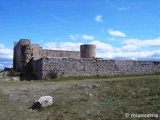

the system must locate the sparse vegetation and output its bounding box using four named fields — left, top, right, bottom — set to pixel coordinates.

left=47, top=69, right=59, bottom=79
left=2, top=72, right=6, bottom=78
left=7, top=69, right=19, bottom=77
left=49, top=73, right=160, bottom=81
left=0, top=75, right=159, bottom=120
